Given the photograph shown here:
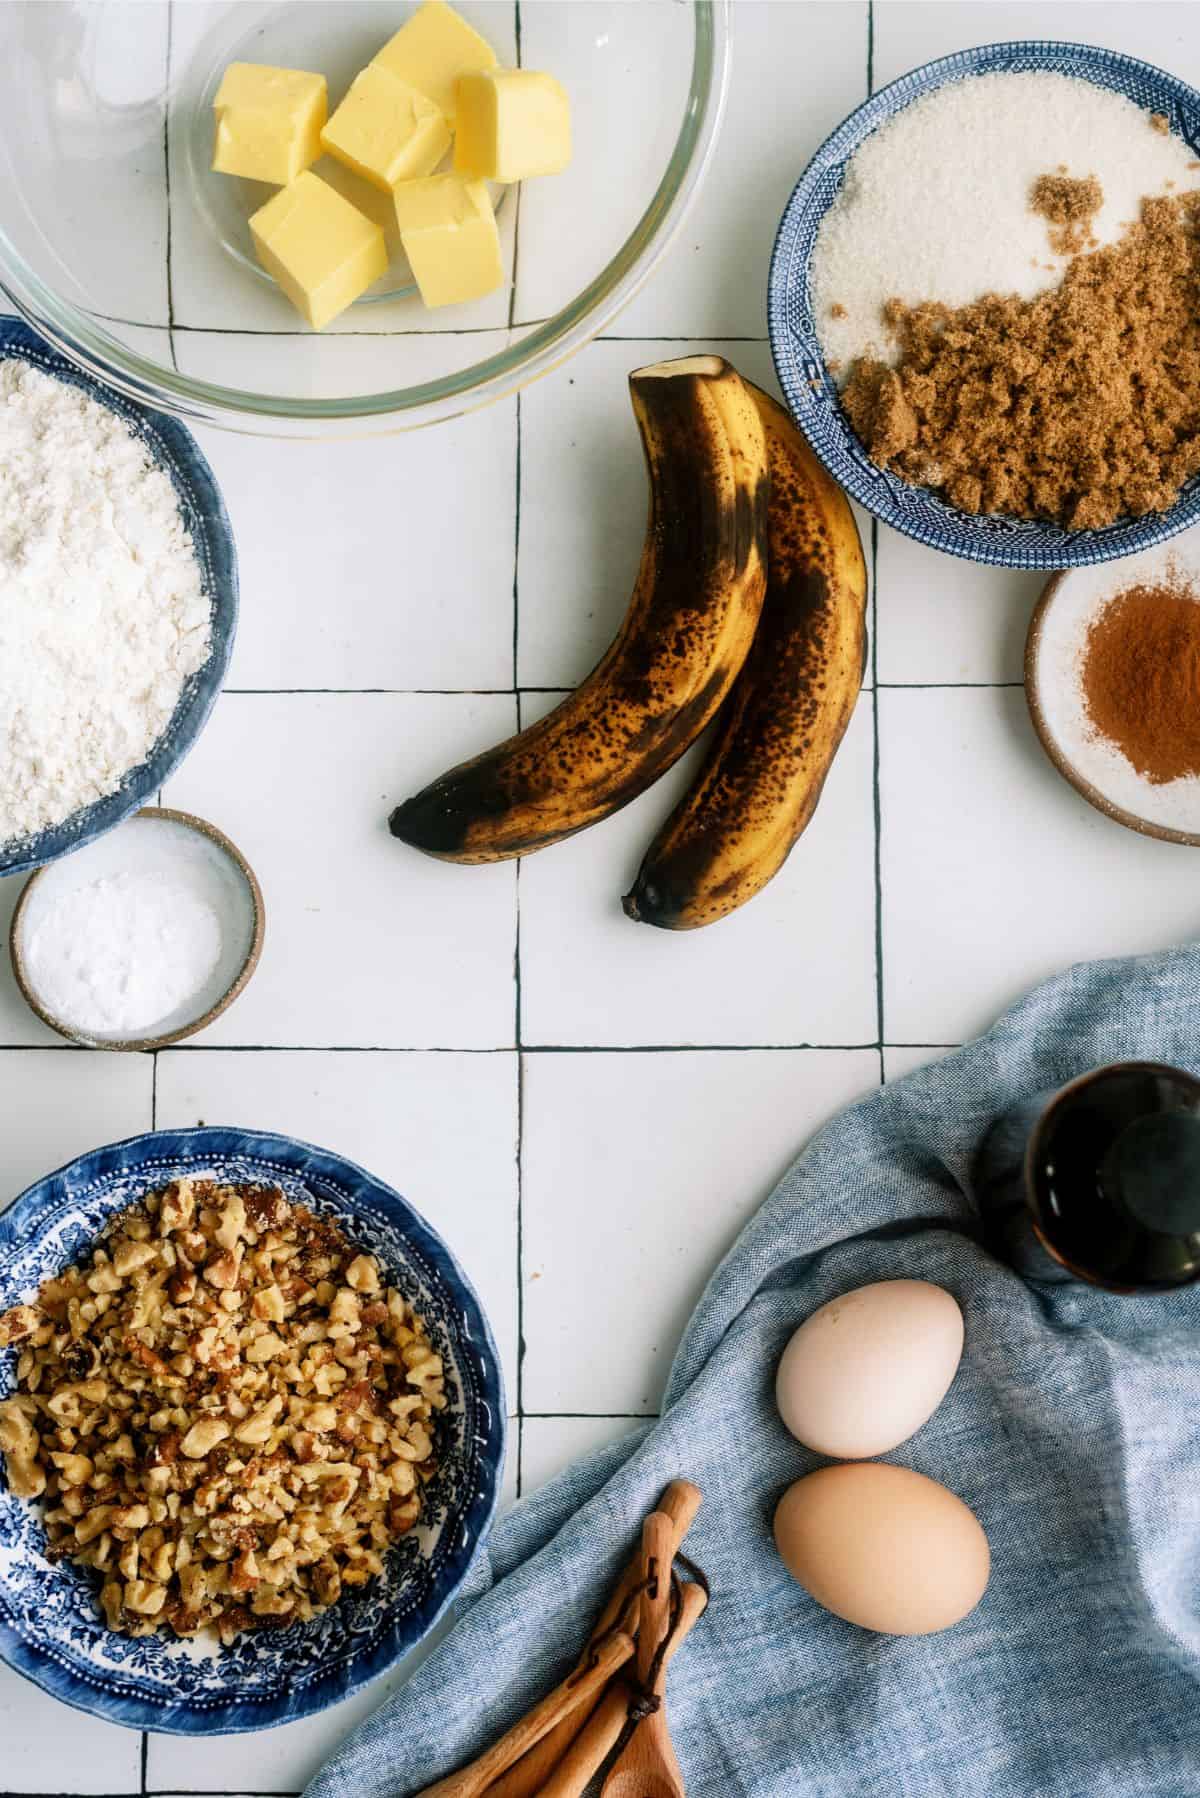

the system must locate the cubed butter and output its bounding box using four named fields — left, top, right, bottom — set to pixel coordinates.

left=394, top=174, right=503, bottom=307
left=373, top=1, right=498, bottom=123
left=211, top=63, right=327, bottom=186
left=321, top=63, right=450, bottom=192
left=249, top=171, right=388, bottom=329
left=454, top=70, right=570, bottom=182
